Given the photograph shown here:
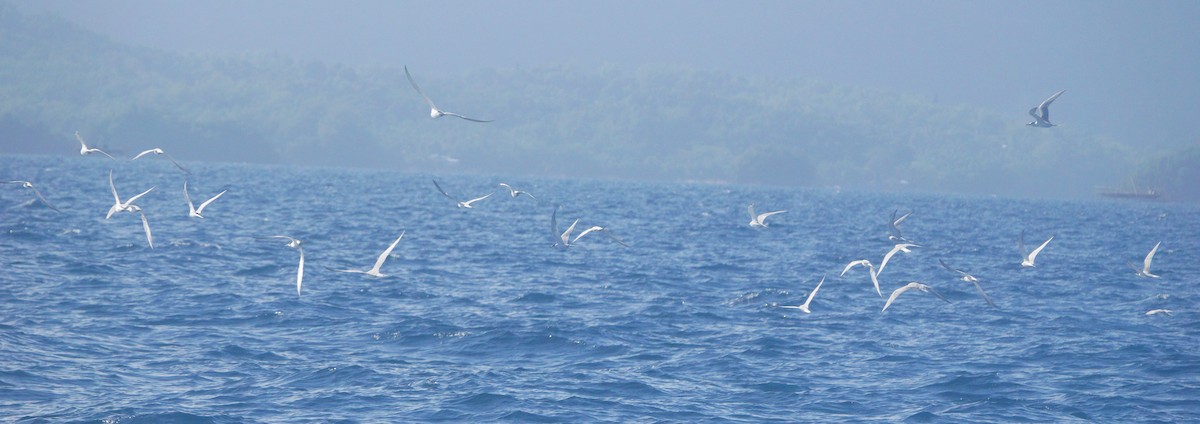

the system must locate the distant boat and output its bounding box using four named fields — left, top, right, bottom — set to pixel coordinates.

left=1096, top=179, right=1162, bottom=200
